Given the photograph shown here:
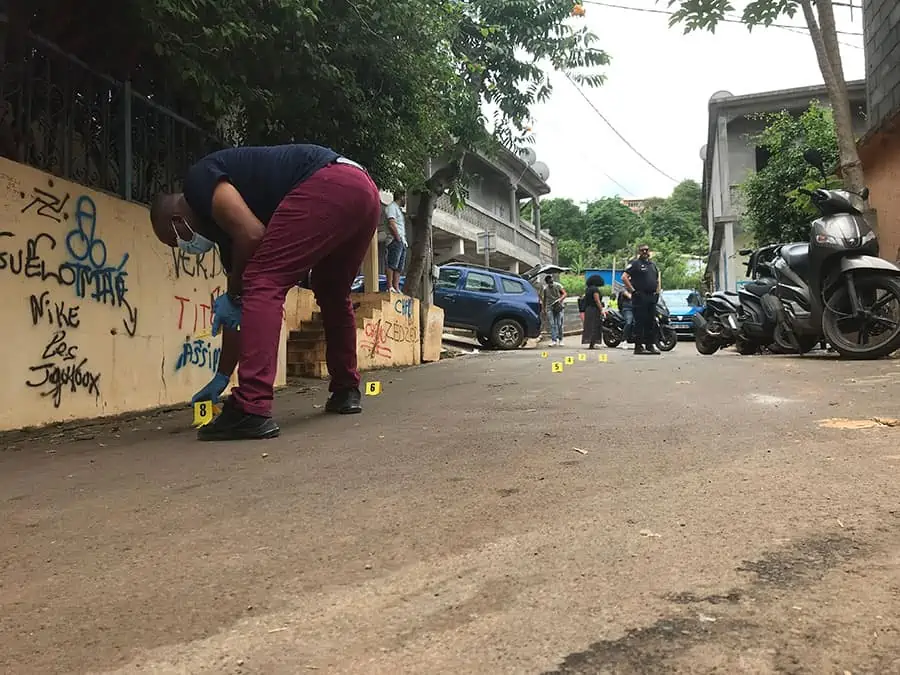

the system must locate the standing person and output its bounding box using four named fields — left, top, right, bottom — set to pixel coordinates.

left=617, top=287, right=634, bottom=344
left=621, top=244, right=661, bottom=355
left=149, top=144, right=382, bottom=441
left=581, top=274, right=606, bottom=349
left=541, top=274, right=567, bottom=346
left=384, top=190, right=408, bottom=293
